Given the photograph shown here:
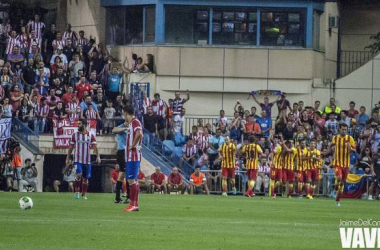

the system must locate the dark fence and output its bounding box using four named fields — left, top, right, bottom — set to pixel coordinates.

left=338, top=50, right=375, bottom=78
